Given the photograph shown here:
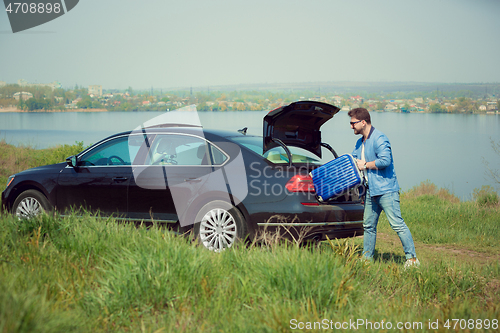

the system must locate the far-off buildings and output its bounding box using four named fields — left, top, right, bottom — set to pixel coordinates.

left=18, top=79, right=61, bottom=90
left=88, top=85, right=102, bottom=97
left=13, top=91, right=34, bottom=100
